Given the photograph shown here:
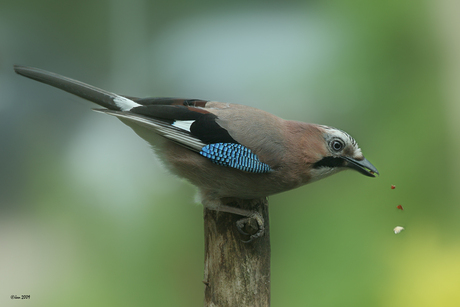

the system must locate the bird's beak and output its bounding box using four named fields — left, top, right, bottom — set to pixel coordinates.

left=342, top=156, right=379, bottom=177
